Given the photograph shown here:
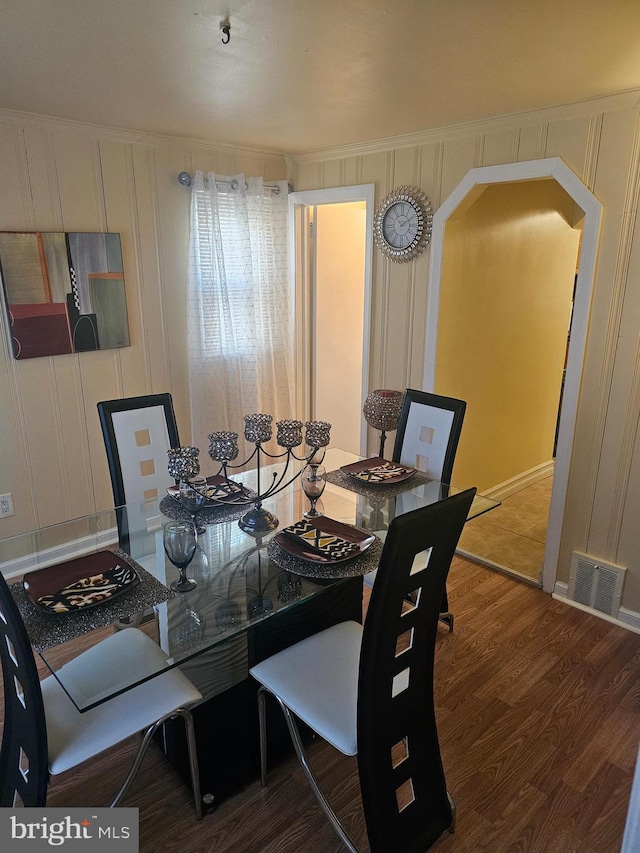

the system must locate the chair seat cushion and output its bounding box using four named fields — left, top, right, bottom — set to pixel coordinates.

left=43, top=627, right=201, bottom=775
left=250, top=620, right=362, bottom=756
